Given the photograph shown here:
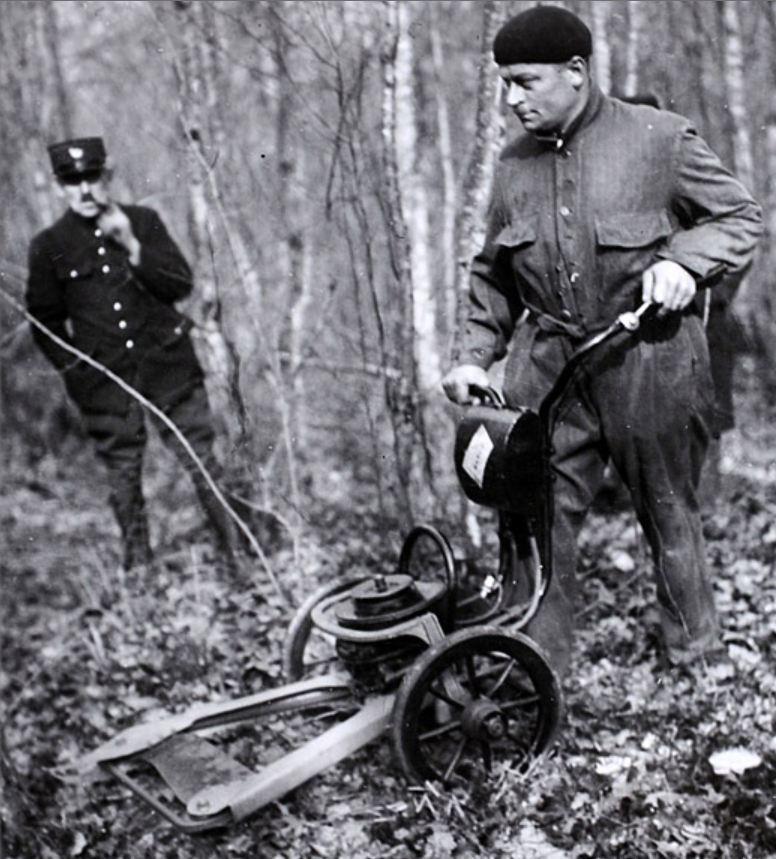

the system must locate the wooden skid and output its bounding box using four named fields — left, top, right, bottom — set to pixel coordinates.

left=187, top=694, right=394, bottom=821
